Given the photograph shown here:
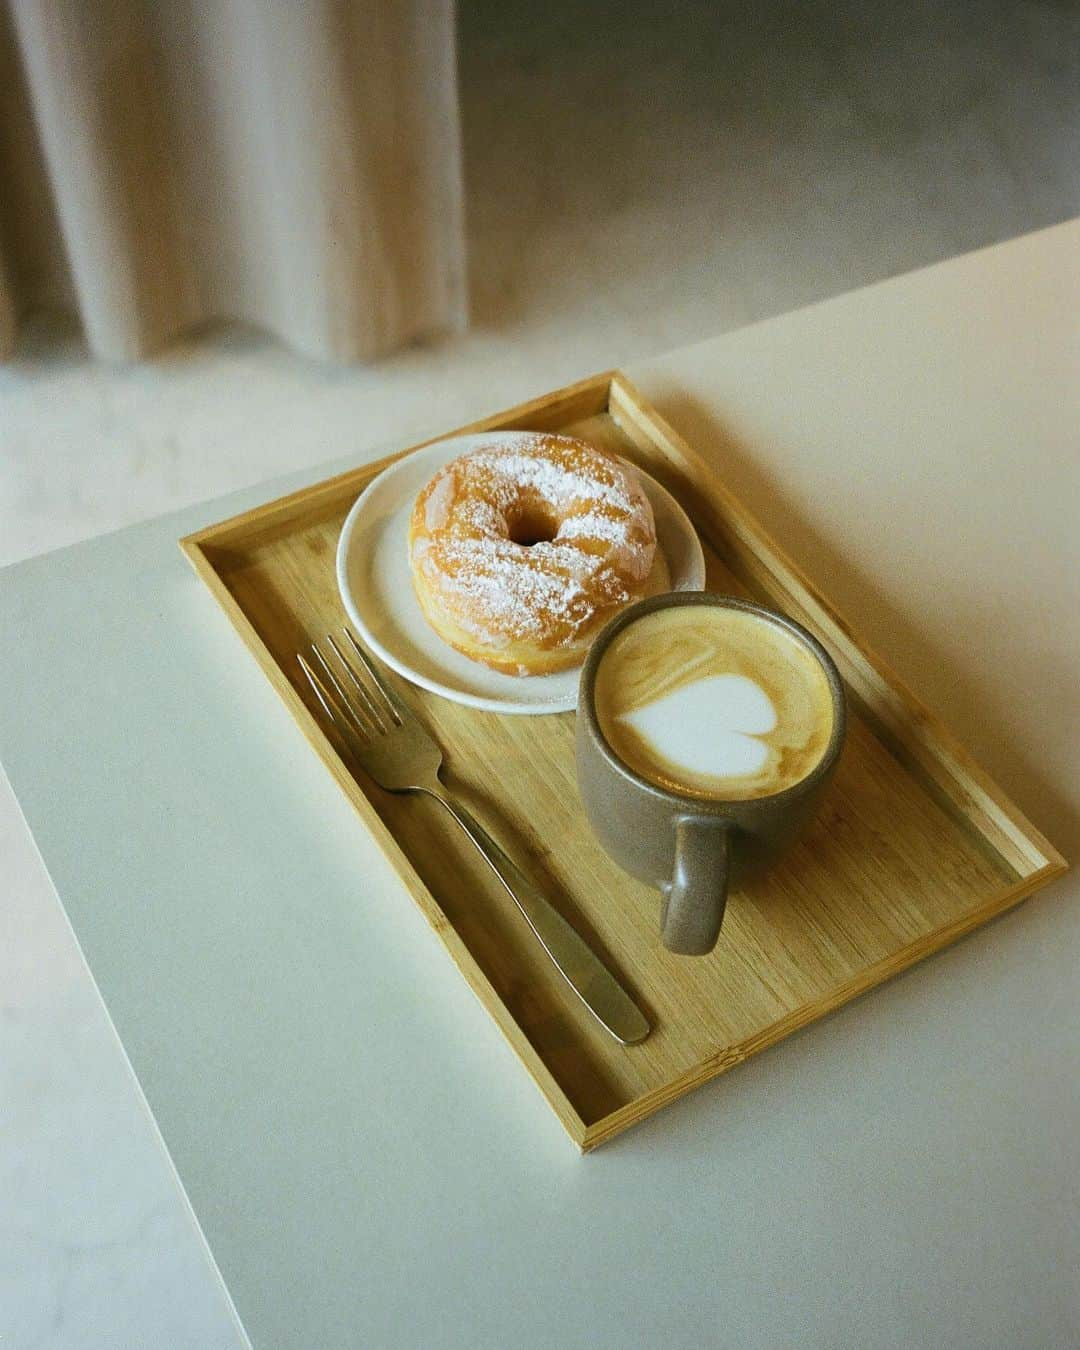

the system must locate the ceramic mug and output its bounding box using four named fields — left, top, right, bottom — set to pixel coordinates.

left=576, top=592, right=847, bottom=955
